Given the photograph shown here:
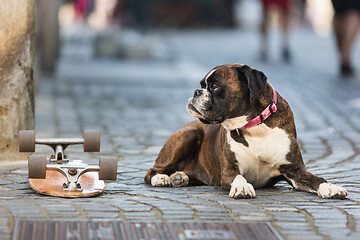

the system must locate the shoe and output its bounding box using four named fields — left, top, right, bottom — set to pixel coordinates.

left=340, top=64, right=354, bottom=77
left=260, top=49, right=268, bottom=62
left=282, top=48, right=291, bottom=63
